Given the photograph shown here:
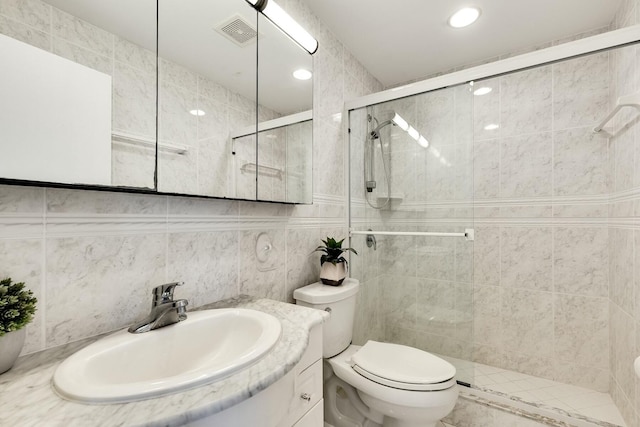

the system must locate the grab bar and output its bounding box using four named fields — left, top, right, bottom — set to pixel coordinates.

left=349, top=228, right=474, bottom=241
left=593, top=92, right=640, bottom=134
